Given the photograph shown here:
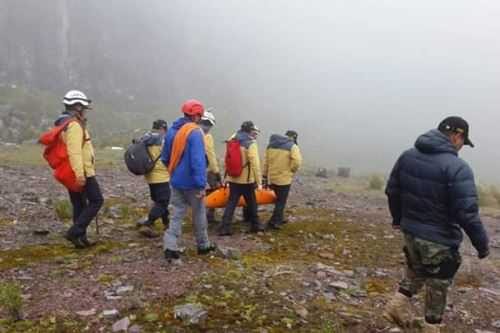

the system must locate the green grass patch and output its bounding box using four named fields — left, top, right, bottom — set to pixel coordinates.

left=0, top=281, right=22, bottom=321
left=0, top=242, right=124, bottom=270
left=0, top=144, right=126, bottom=170
left=54, top=200, right=72, bottom=220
